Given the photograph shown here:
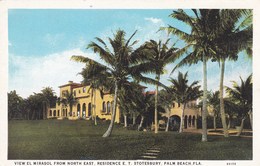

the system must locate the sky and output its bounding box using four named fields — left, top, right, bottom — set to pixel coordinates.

left=8, top=9, right=252, bottom=98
